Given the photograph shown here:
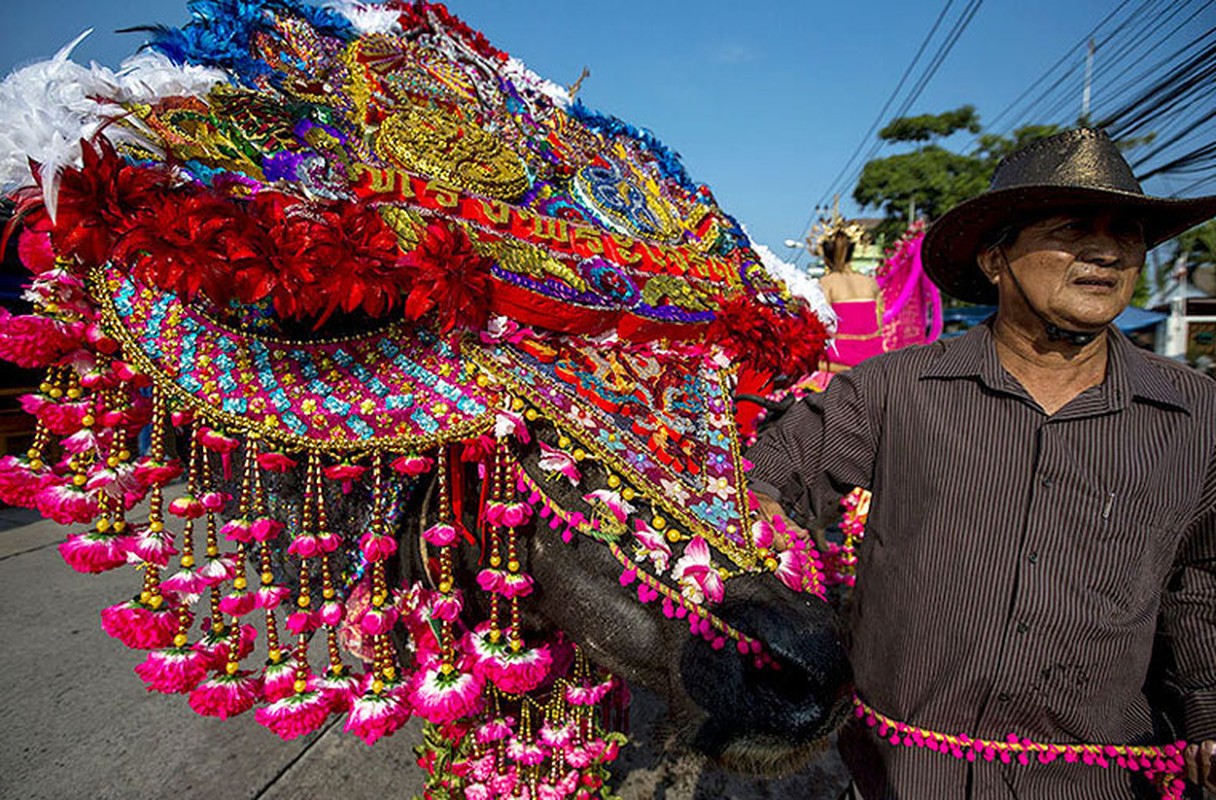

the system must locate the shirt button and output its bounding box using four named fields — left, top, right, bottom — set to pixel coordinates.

left=1041, top=476, right=1053, bottom=488
left=1016, top=621, right=1029, bottom=634
left=1027, top=551, right=1039, bottom=564
left=997, top=692, right=1011, bottom=703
